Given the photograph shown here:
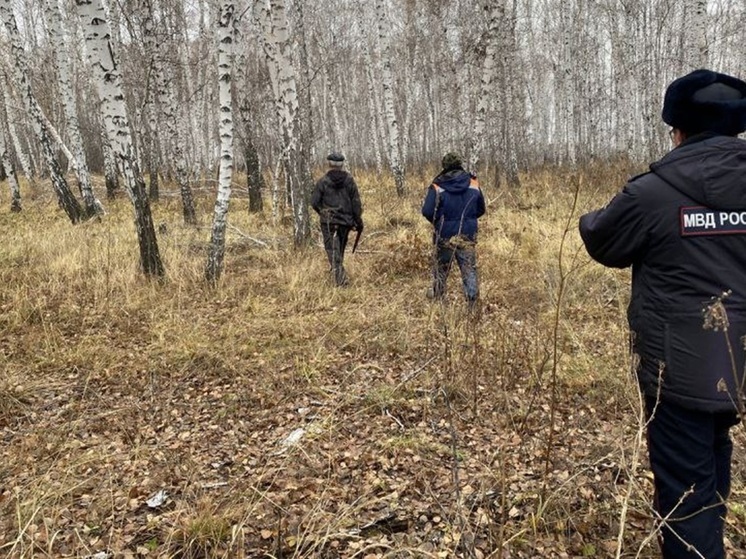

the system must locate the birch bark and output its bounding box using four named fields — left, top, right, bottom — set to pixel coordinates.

left=141, top=0, right=197, bottom=224
left=1, top=83, right=33, bottom=182
left=255, top=0, right=311, bottom=246
left=43, top=0, right=101, bottom=217
left=687, top=0, right=708, bottom=69
left=0, top=0, right=83, bottom=223
left=375, top=0, right=405, bottom=196
left=235, top=42, right=265, bottom=214
left=76, top=0, right=164, bottom=277
left=469, top=0, right=503, bottom=171
left=205, top=2, right=235, bottom=284
left=363, top=41, right=383, bottom=174
left=101, top=127, right=120, bottom=199
left=0, top=115, right=21, bottom=212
